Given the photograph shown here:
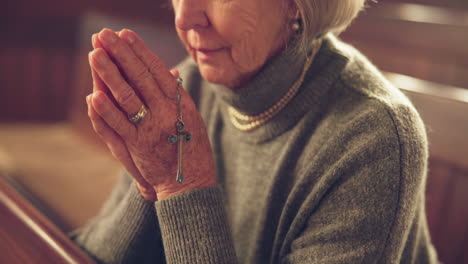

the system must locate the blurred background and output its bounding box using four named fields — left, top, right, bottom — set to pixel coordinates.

left=0, top=0, right=467, bottom=263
